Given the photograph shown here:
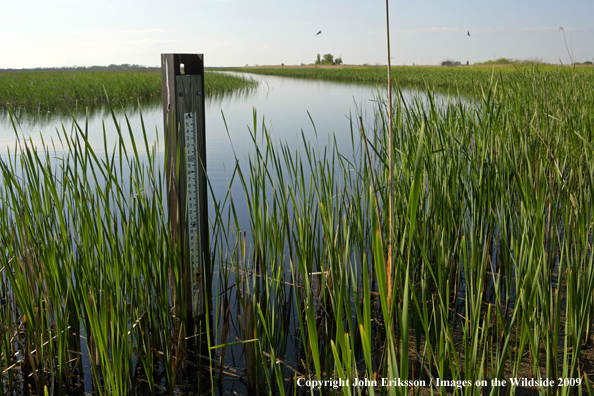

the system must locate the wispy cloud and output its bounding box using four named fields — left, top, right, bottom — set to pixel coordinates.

left=363, top=27, right=461, bottom=35
left=521, top=26, right=589, bottom=32
left=69, top=28, right=172, bottom=36
left=521, top=26, right=558, bottom=31
left=399, top=27, right=461, bottom=34
left=0, top=0, right=76, bottom=2
left=365, top=26, right=591, bottom=35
